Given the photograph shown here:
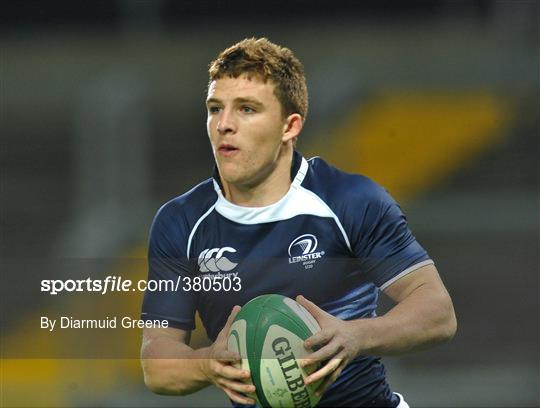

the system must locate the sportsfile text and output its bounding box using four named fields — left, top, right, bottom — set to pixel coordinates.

left=41, top=275, right=169, bottom=295
left=41, top=275, right=241, bottom=295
